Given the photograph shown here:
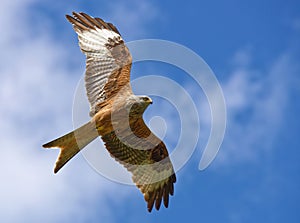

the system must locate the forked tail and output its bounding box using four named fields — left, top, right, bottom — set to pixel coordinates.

left=43, top=121, right=98, bottom=173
